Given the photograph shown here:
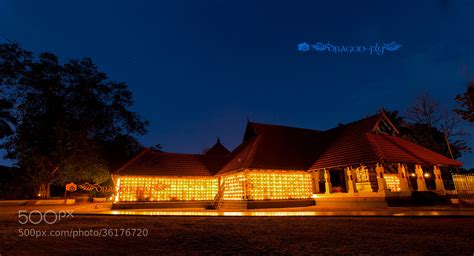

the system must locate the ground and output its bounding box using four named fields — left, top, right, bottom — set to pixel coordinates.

left=0, top=205, right=473, bottom=255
